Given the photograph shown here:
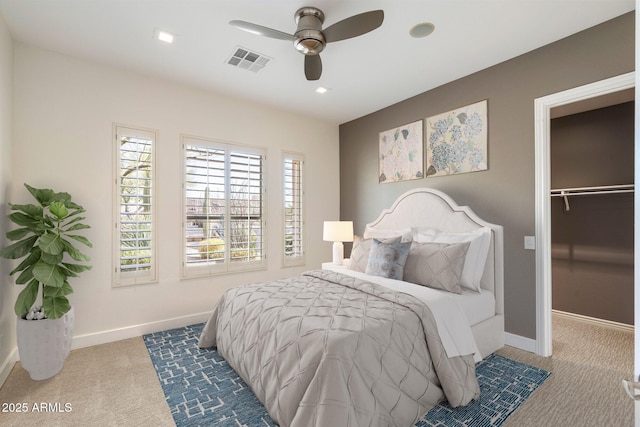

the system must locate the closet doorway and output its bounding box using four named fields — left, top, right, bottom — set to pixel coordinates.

left=550, top=99, right=634, bottom=325
left=534, top=72, right=635, bottom=357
